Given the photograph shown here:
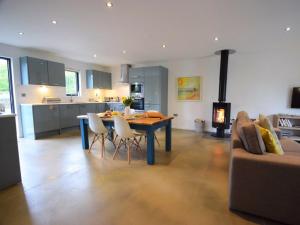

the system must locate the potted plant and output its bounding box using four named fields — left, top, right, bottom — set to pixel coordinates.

left=122, top=96, right=133, bottom=115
